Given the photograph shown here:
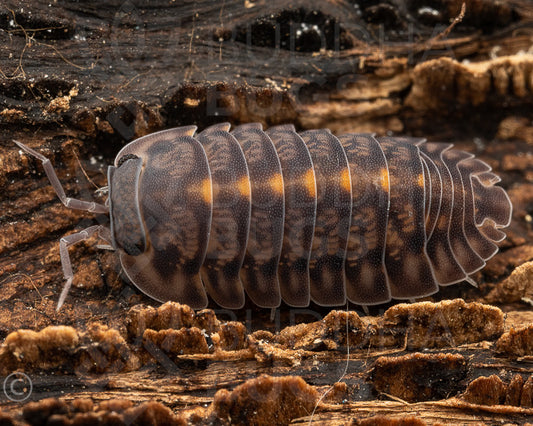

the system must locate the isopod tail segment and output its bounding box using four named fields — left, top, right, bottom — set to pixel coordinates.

left=13, top=140, right=110, bottom=311
left=14, top=124, right=513, bottom=311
